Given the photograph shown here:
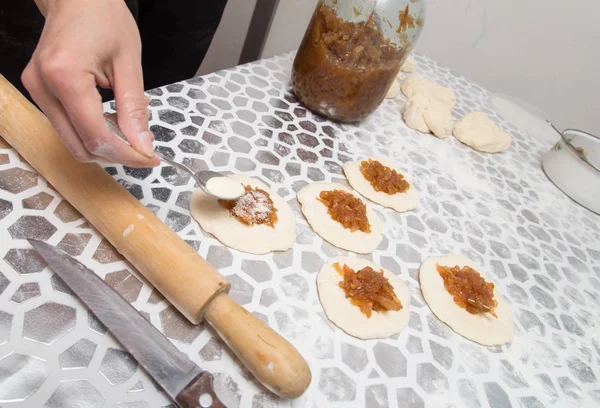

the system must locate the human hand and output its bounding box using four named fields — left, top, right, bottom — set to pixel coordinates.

left=22, top=0, right=160, bottom=167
